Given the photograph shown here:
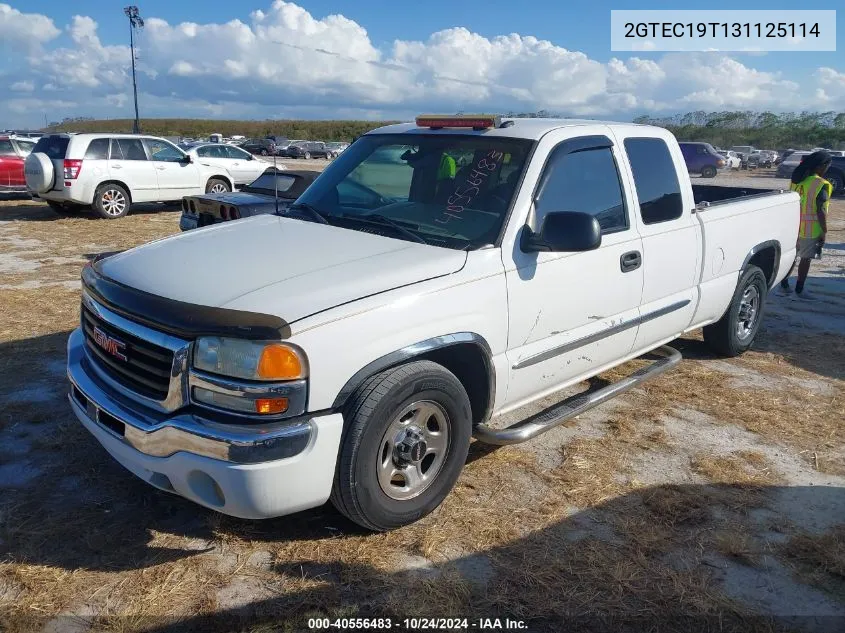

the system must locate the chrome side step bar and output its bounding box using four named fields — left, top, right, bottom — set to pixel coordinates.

left=472, top=345, right=682, bottom=446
